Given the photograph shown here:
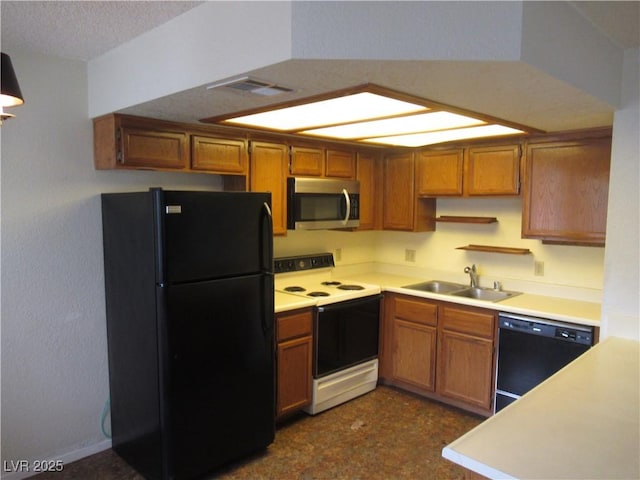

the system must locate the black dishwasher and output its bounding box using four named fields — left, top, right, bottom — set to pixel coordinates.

left=495, top=312, right=594, bottom=413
